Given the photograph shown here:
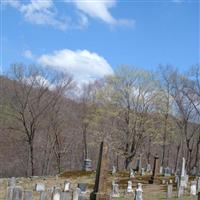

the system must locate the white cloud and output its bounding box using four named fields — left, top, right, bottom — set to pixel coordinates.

left=20, top=0, right=68, bottom=30
left=72, top=0, right=135, bottom=27
left=23, top=50, right=34, bottom=59
left=37, top=49, right=113, bottom=84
